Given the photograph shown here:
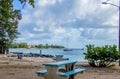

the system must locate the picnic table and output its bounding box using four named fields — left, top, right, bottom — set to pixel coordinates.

left=53, top=55, right=69, bottom=61
left=36, top=60, right=85, bottom=79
